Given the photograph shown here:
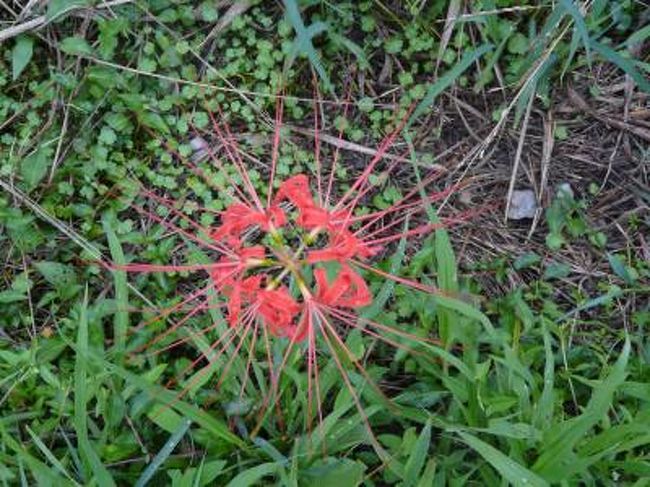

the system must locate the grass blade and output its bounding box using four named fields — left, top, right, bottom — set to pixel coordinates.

left=102, top=213, right=129, bottom=360
left=558, top=0, right=591, bottom=65
left=406, top=44, right=492, bottom=130
left=25, top=426, right=80, bottom=486
left=458, top=431, right=549, bottom=487
left=74, top=287, right=116, bottom=487
left=226, top=462, right=279, bottom=487
left=534, top=318, right=555, bottom=429
left=0, top=425, right=67, bottom=485
left=283, top=0, right=332, bottom=92
left=590, top=39, right=650, bottom=93
left=403, top=420, right=432, bottom=487
left=433, top=226, right=458, bottom=346
left=135, top=418, right=192, bottom=487
left=434, top=294, right=496, bottom=339
left=532, top=338, right=631, bottom=480
left=361, top=219, right=408, bottom=320
left=105, top=362, right=245, bottom=448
